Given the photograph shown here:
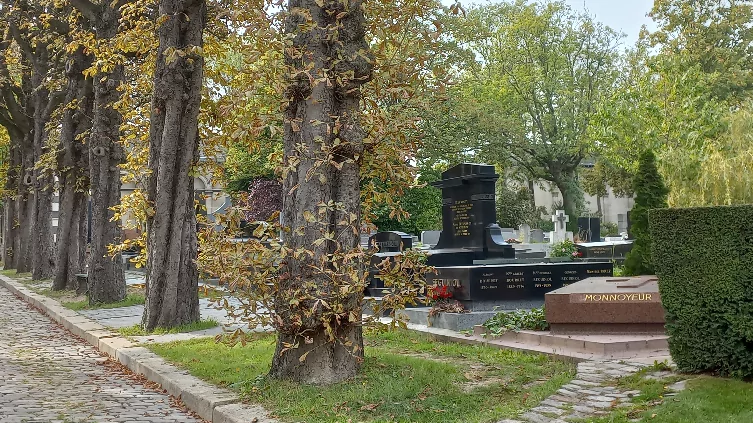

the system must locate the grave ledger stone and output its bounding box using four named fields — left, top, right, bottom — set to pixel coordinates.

left=576, top=241, right=633, bottom=263
left=545, top=275, right=665, bottom=334
left=428, top=163, right=515, bottom=266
